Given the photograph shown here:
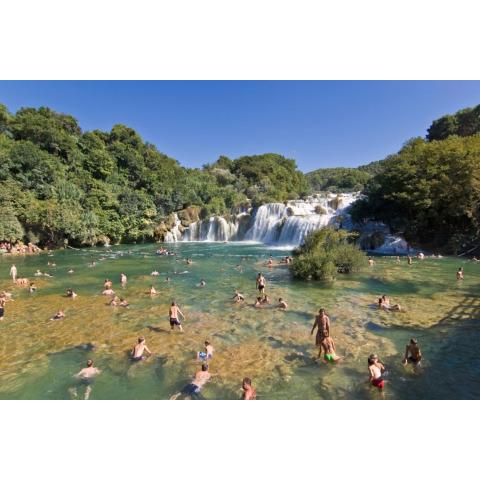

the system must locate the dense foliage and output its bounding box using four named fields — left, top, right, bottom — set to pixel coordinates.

left=427, top=104, right=480, bottom=142
left=0, top=104, right=309, bottom=247
left=350, top=135, right=480, bottom=253
left=306, top=167, right=372, bottom=192
left=291, top=228, right=366, bottom=280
